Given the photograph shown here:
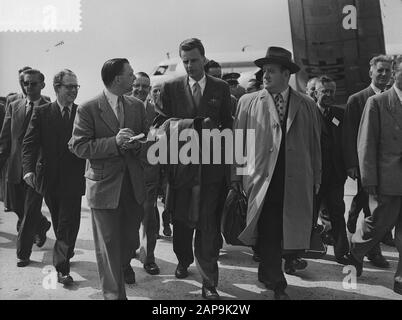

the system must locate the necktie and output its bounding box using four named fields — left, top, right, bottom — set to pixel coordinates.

left=274, top=93, right=284, bottom=123
left=62, top=107, right=70, bottom=127
left=116, top=97, right=124, bottom=128
left=192, top=82, right=202, bottom=108
left=26, top=101, right=34, bottom=116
